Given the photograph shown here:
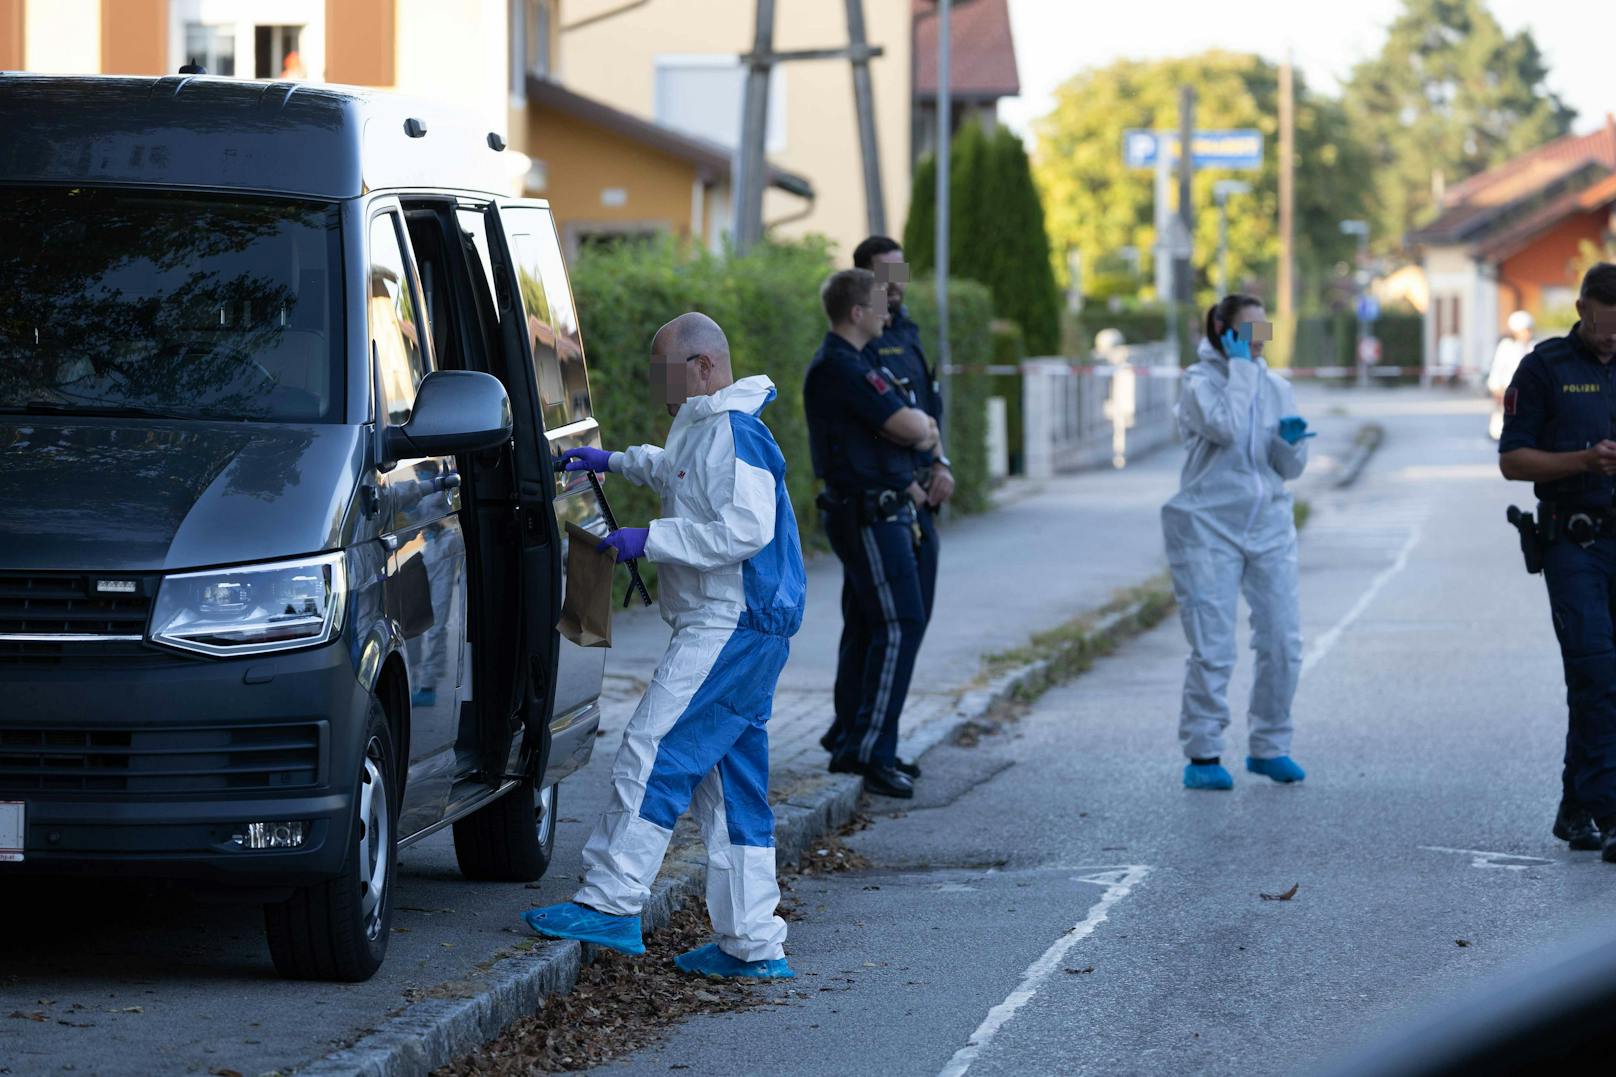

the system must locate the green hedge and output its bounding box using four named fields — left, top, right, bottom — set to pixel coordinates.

left=568, top=241, right=1000, bottom=588
left=905, top=277, right=994, bottom=514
